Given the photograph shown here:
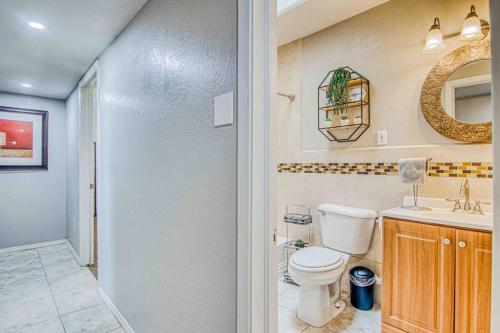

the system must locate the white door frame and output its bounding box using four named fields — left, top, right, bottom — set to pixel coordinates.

left=77, top=61, right=99, bottom=266
left=490, top=0, right=500, bottom=331
left=237, top=0, right=277, bottom=332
